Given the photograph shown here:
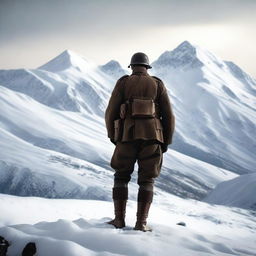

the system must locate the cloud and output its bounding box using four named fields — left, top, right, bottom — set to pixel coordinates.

left=0, top=0, right=255, bottom=76
left=1, top=0, right=255, bottom=42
